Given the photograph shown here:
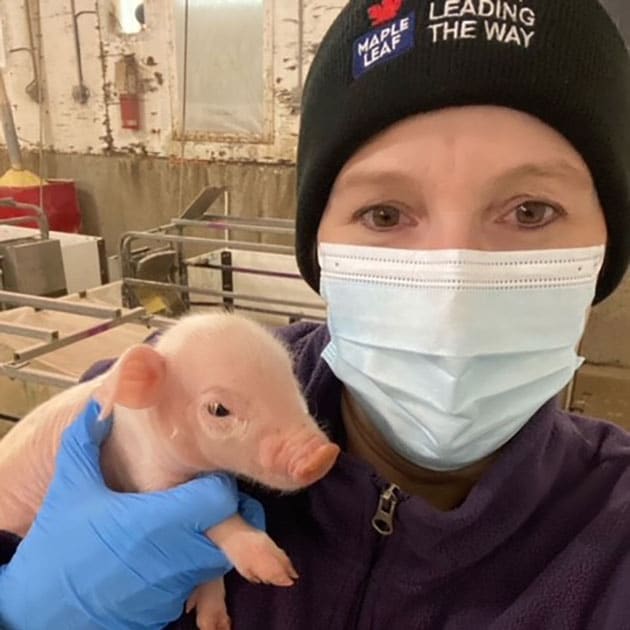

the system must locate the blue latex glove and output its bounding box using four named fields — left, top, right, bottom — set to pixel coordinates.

left=0, top=399, right=264, bottom=630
